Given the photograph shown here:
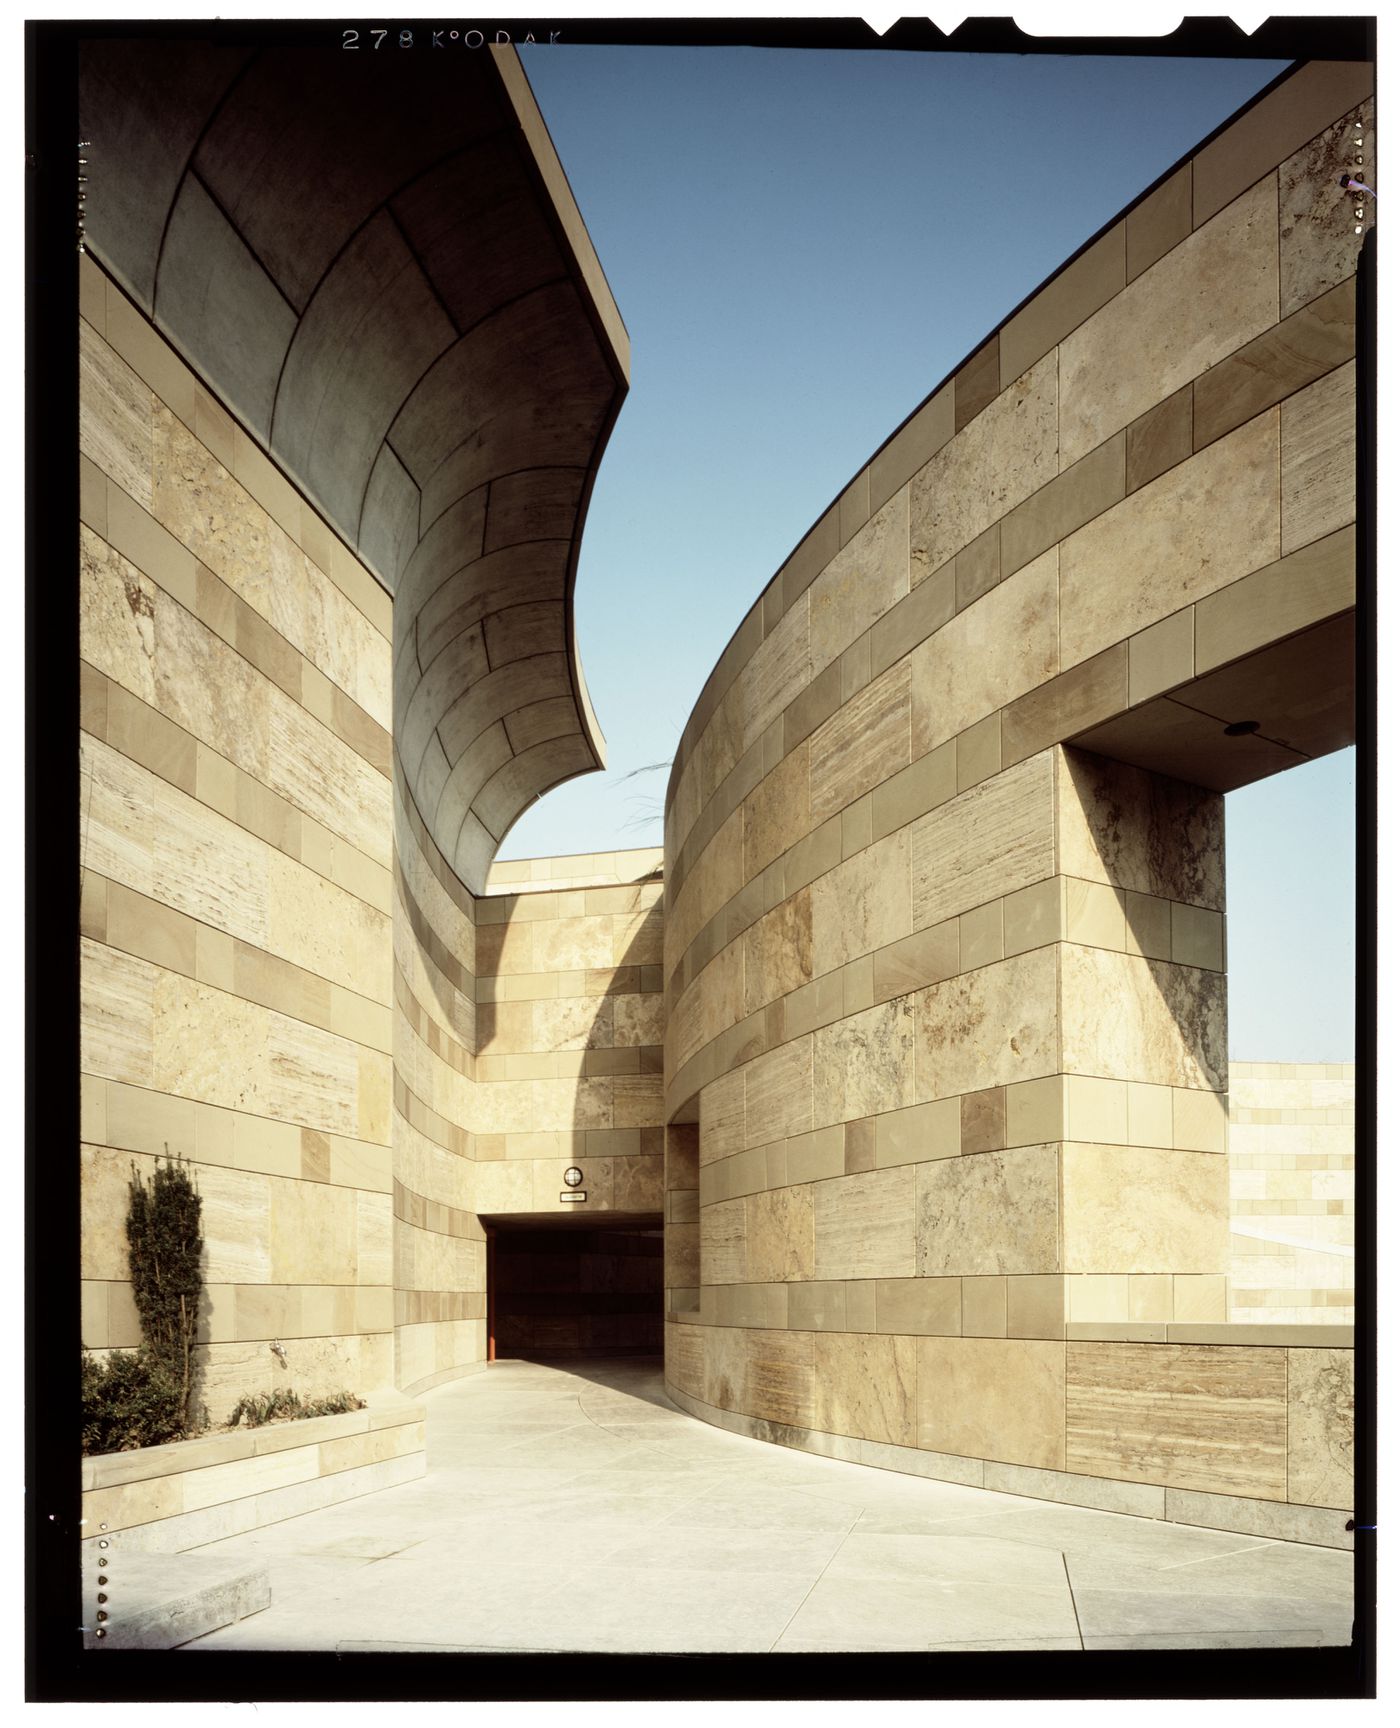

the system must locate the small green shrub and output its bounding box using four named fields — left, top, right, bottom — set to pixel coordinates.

left=81, top=1349, right=186, bottom=1453
left=81, top=1151, right=206, bottom=1457
left=126, top=1154, right=203, bottom=1432
left=226, top=1388, right=366, bottom=1429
